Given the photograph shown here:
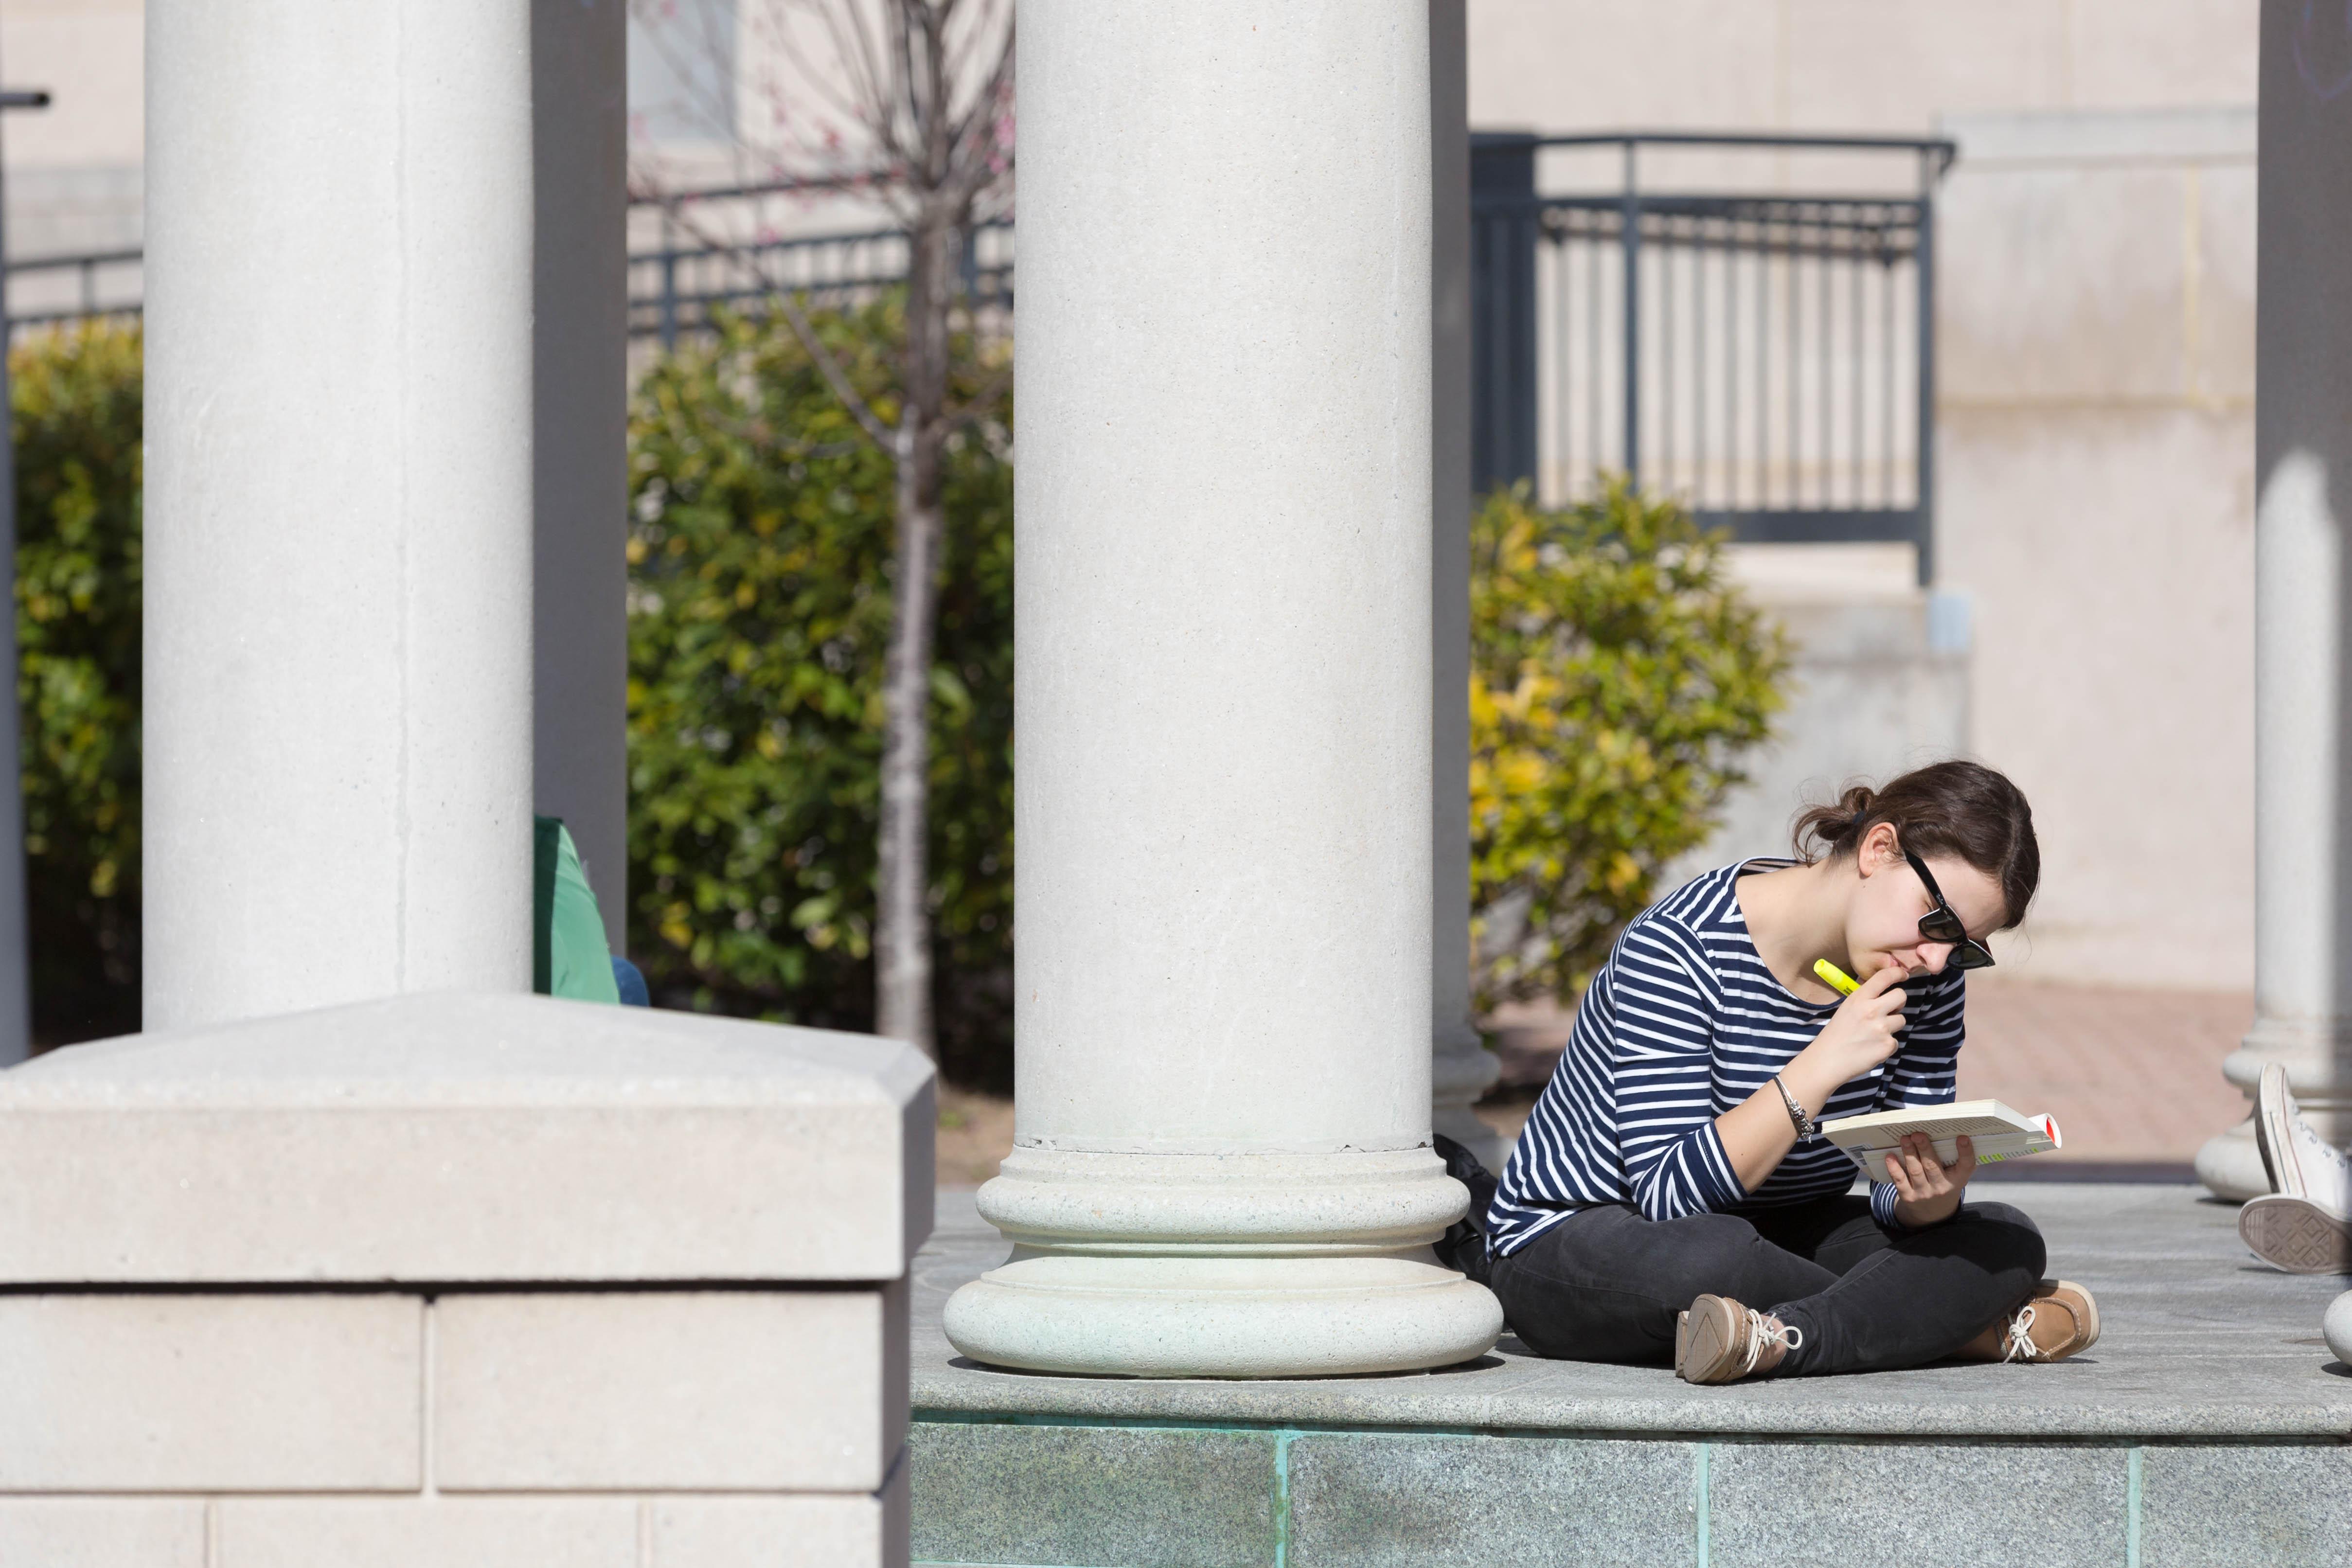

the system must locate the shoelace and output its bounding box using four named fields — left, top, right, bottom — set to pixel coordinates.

left=2002, top=1303, right=2043, bottom=1362
left=1739, top=1309, right=1804, bottom=1376
left=2004, top=1298, right=2079, bottom=1363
